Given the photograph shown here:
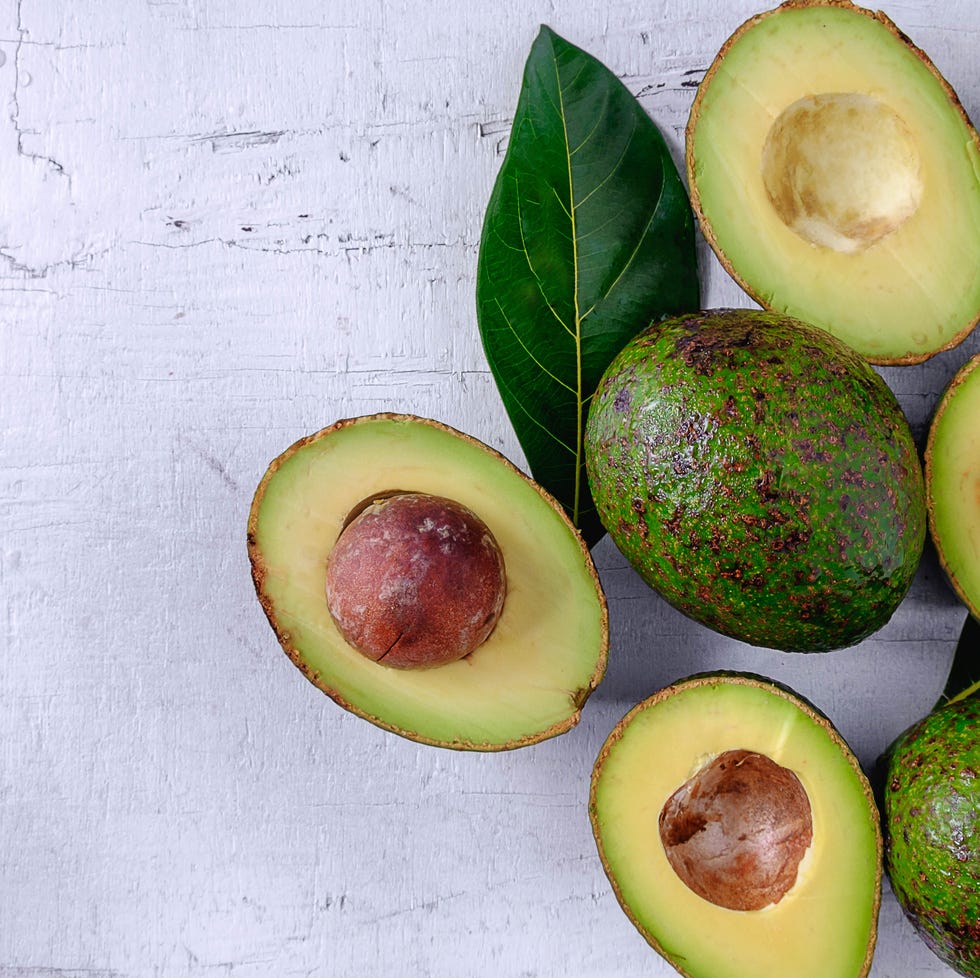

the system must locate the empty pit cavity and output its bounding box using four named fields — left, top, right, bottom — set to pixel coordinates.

left=761, top=92, right=922, bottom=253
